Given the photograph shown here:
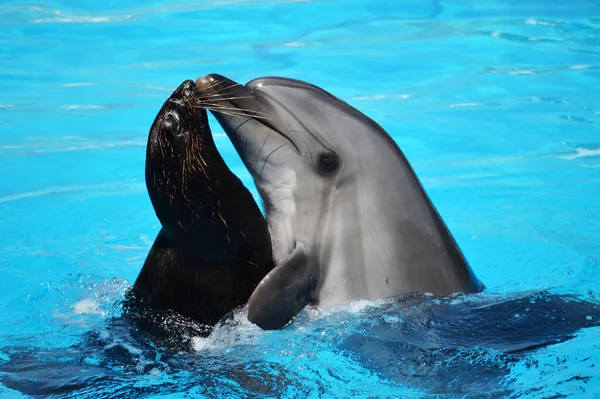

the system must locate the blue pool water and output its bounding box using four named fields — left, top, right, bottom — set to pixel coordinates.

left=1, top=0, right=600, bottom=397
